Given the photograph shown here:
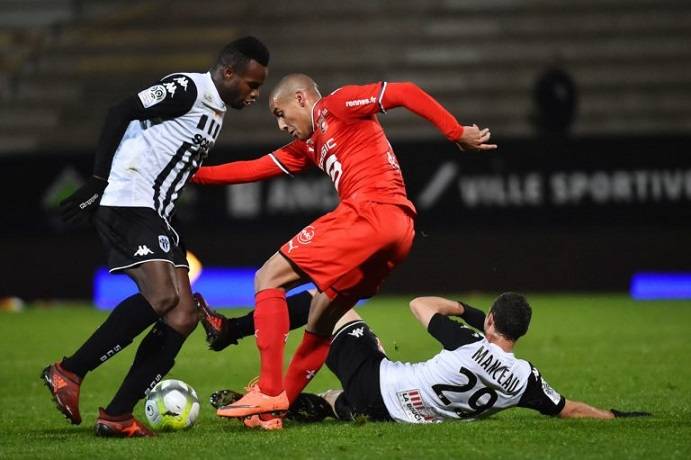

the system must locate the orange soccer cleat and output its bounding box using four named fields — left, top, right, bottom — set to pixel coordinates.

left=242, top=414, right=284, bottom=430
left=41, top=362, right=83, bottom=425
left=216, top=380, right=289, bottom=419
